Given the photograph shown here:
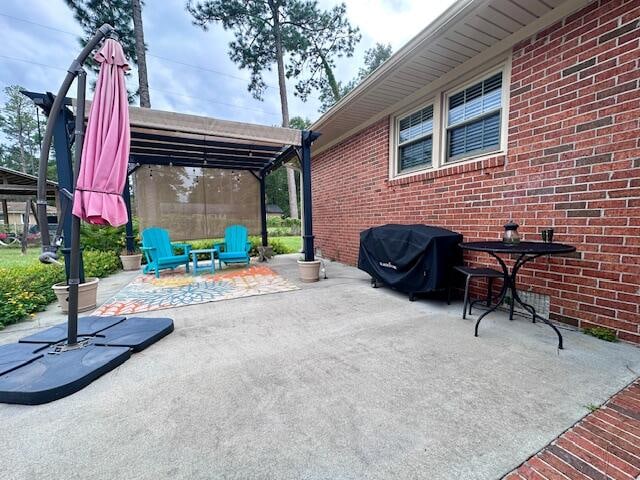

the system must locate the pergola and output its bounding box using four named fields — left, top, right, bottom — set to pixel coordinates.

left=24, top=91, right=319, bottom=268
left=0, top=166, right=58, bottom=230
